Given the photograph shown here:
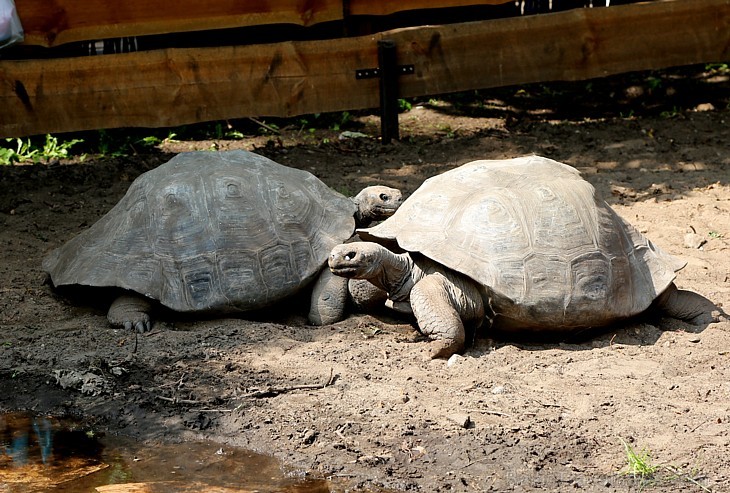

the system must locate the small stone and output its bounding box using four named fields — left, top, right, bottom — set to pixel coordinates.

left=684, top=233, right=706, bottom=249
left=491, top=385, right=506, bottom=395
left=688, top=336, right=701, bottom=343
left=694, top=103, right=715, bottom=112
left=447, top=414, right=471, bottom=428
left=447, top=354, right=463, bottom=367
left=302, top=429, right=317, bottom=445
left=339, top=131, right=369, bottom=140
